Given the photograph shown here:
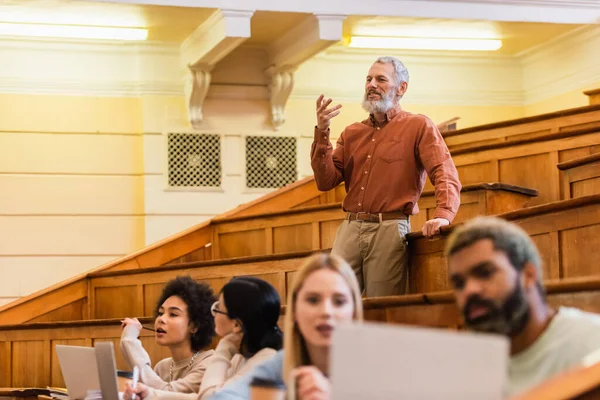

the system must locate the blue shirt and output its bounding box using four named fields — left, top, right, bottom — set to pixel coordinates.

left=210, top=350, right=285, bottom=399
